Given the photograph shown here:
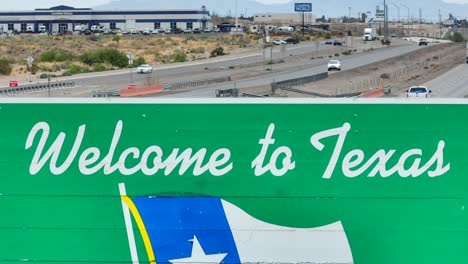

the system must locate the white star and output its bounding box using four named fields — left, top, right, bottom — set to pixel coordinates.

left=169, top=236, right=227, bottom=264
